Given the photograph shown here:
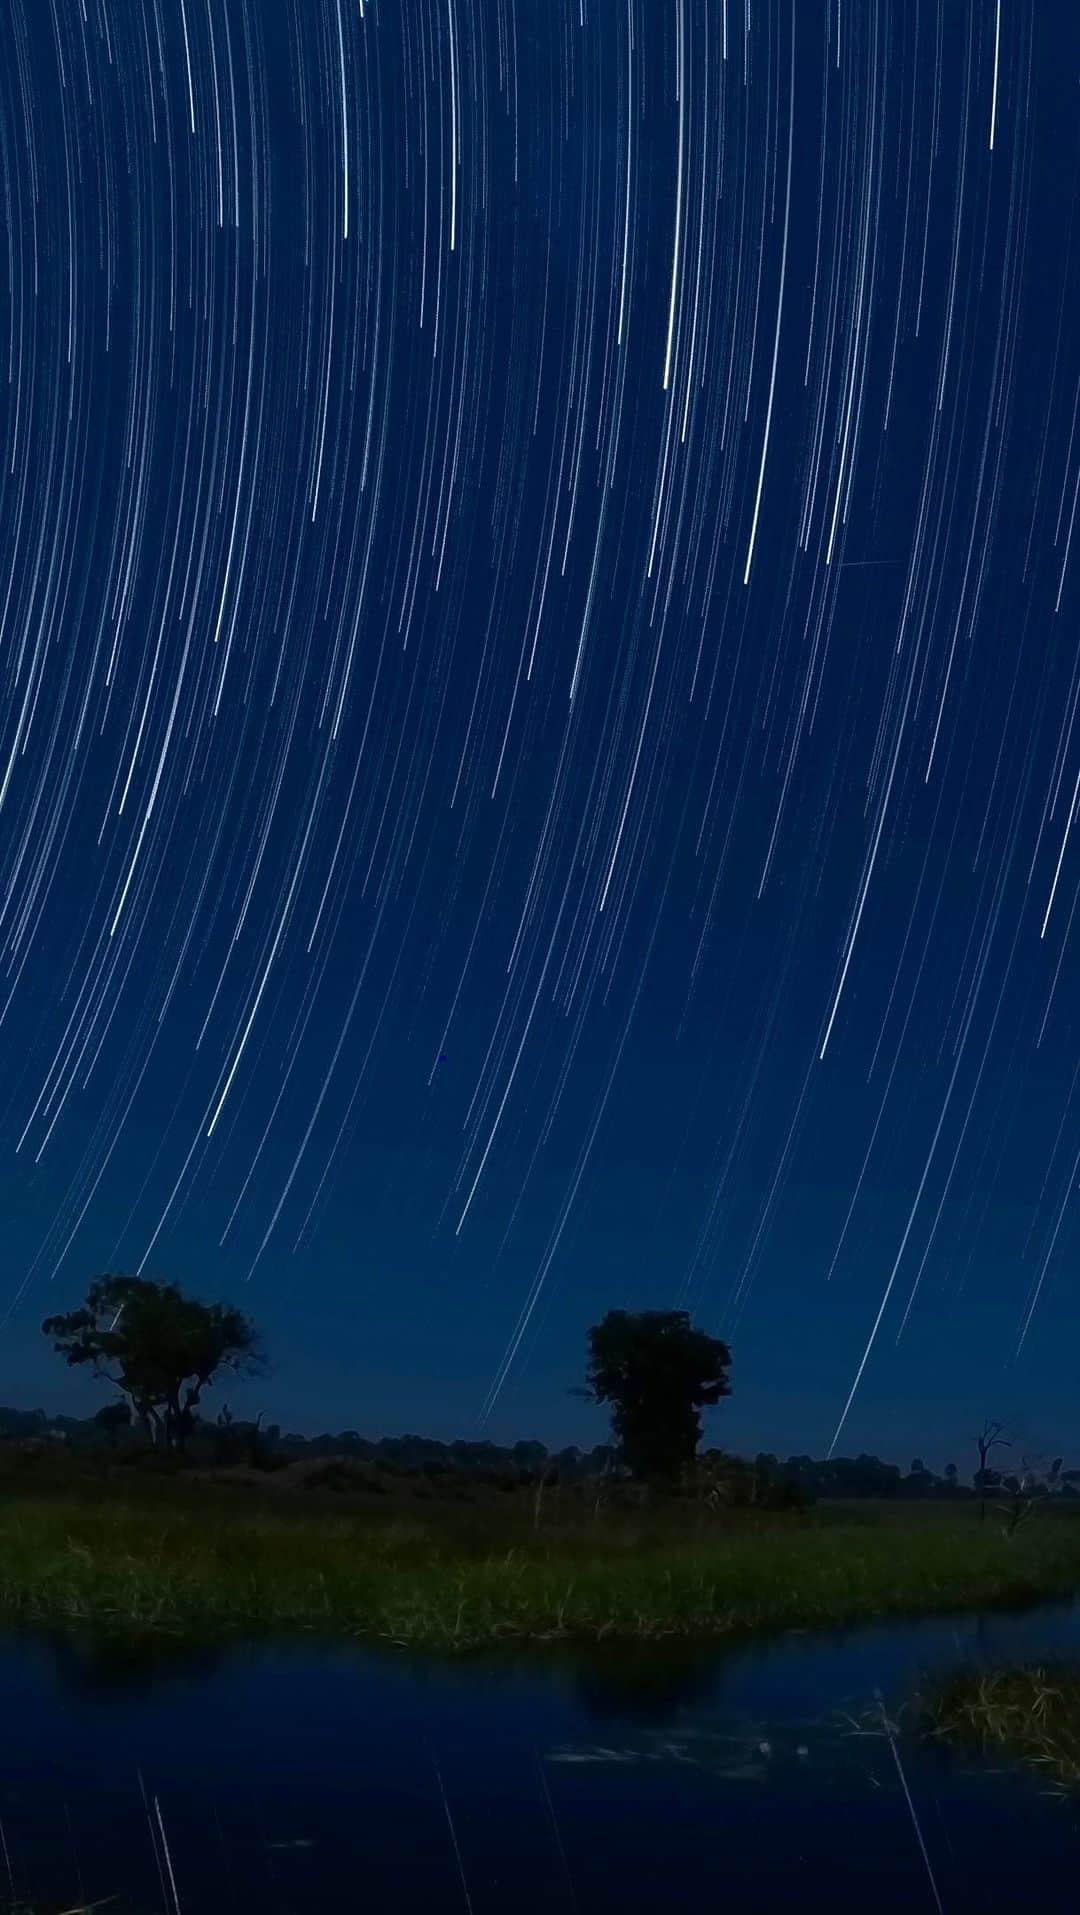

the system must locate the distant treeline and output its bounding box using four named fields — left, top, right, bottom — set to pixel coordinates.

left=3, top=1403, right=1074, bottom=1502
